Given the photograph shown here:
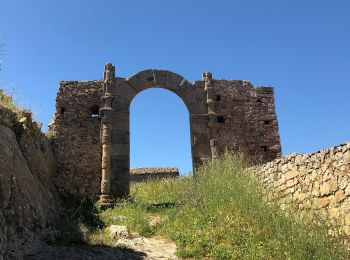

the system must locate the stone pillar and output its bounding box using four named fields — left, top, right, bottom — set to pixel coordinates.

left=203, top=72, right=218, bottom=161
left=98, top=63, right=116, bottom=208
